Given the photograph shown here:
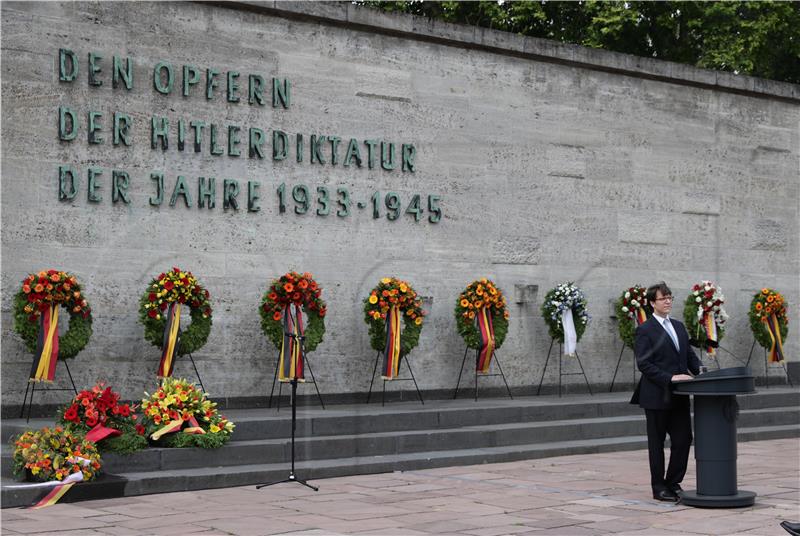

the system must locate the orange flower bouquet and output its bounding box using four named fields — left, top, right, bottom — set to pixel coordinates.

left=259, top=272, right=326, bottom=352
